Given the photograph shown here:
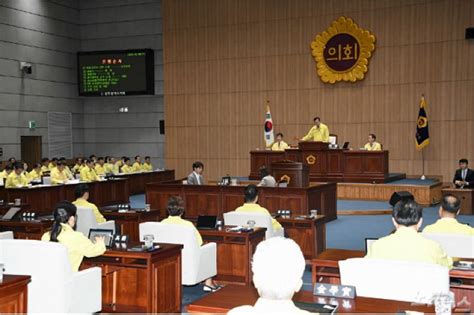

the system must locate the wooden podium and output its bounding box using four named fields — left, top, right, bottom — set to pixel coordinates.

left=270, top=160, right=309, bottom=188
left=441, top=188, right=474, bottom=215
